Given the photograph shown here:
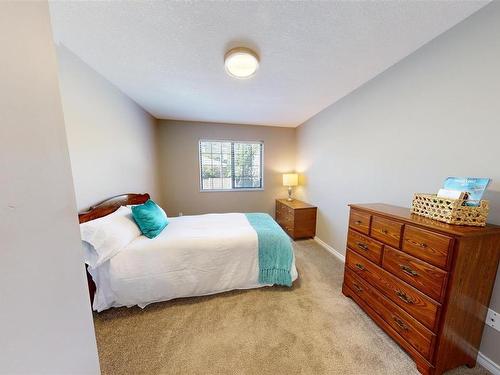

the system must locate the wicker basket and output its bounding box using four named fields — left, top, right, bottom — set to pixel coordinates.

left=411, top=193, right=489, bottom=227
